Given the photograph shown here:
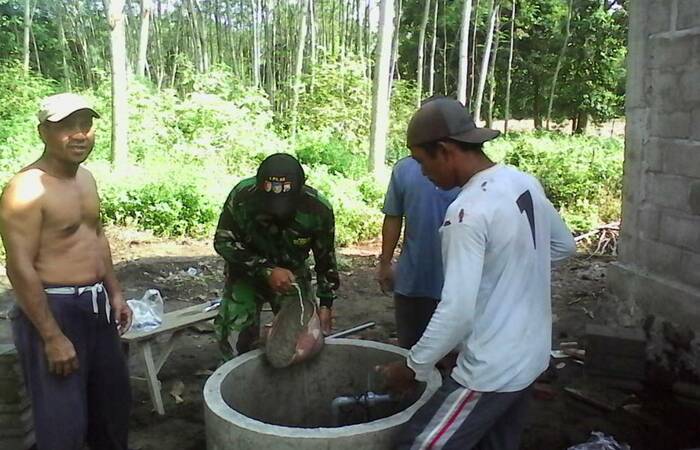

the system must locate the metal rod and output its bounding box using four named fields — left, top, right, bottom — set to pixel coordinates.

left=326, top=321, right=376, bottom=339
